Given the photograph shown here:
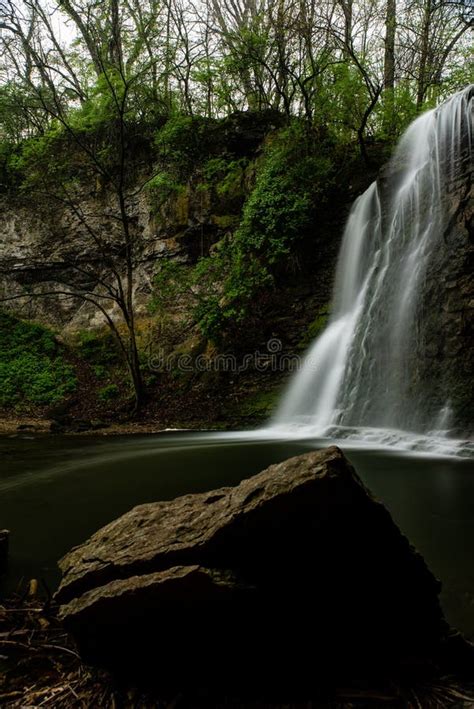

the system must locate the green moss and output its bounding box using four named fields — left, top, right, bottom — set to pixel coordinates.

left=173, top=189, right=189, bottom=223
left=229, top=387, right=280, bottom=419
left=298, top=308, right=330, bottom=349
left=211, top=214, right=239, bottom=229
left=308, top=311, right=329, bottom=338
left=146, top=171, right=184, bottom=209
left=93, top=364, right=107, bottom=379
left=202, top=157, right=232, bottom=181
